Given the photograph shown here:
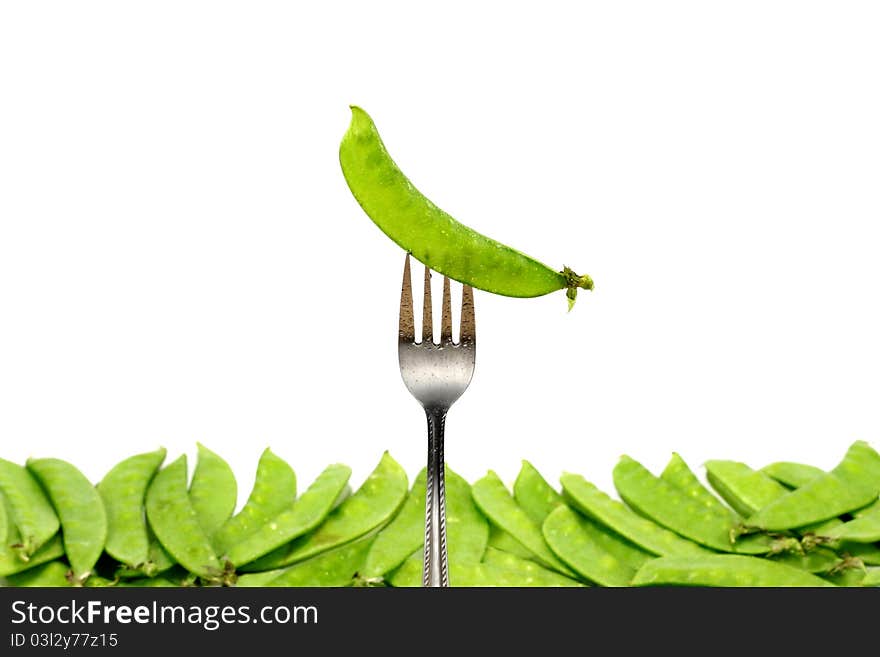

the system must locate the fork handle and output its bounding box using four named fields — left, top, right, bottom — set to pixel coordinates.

left=423, top=409, right=449, bottom=587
